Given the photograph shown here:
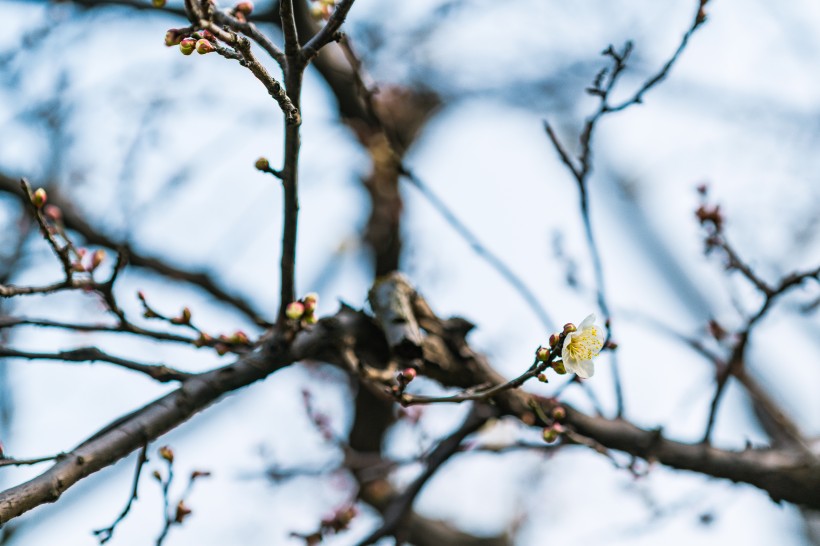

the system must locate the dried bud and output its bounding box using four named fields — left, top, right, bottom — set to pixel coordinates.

left=179, top=37, right=196, bottom=56
left=286, top=301, right=305, bottom=320
left=401, top=368, right=417, bottom=382
left=234, top=1, right=253, bottom=15
left=552, top=360, right=567, bottom=375
left=196, top=39, right=216, bottom=55
left=32, top=188, right=47, bottom=208
left=255, top=157, right=270, bottom=171
left=165, top=29, right=184, bottom=47
left=152, top=0, right=166, bottom=7
left=90, top=249, right=106, bottom=270
left=158, top=445, right=174, bottom=463
left=551, top=406, right=566, bottom=420
left=174, top=500, right=192, bottom=523
left=535, top=347, right=550, bottom=362
left=44, top=204, right=62, bottom=223
left=562, top=323, right=577, bottom=334
left=302, top=292, right=319, bottom=313
left=548, top=333, right=560, bottom=348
